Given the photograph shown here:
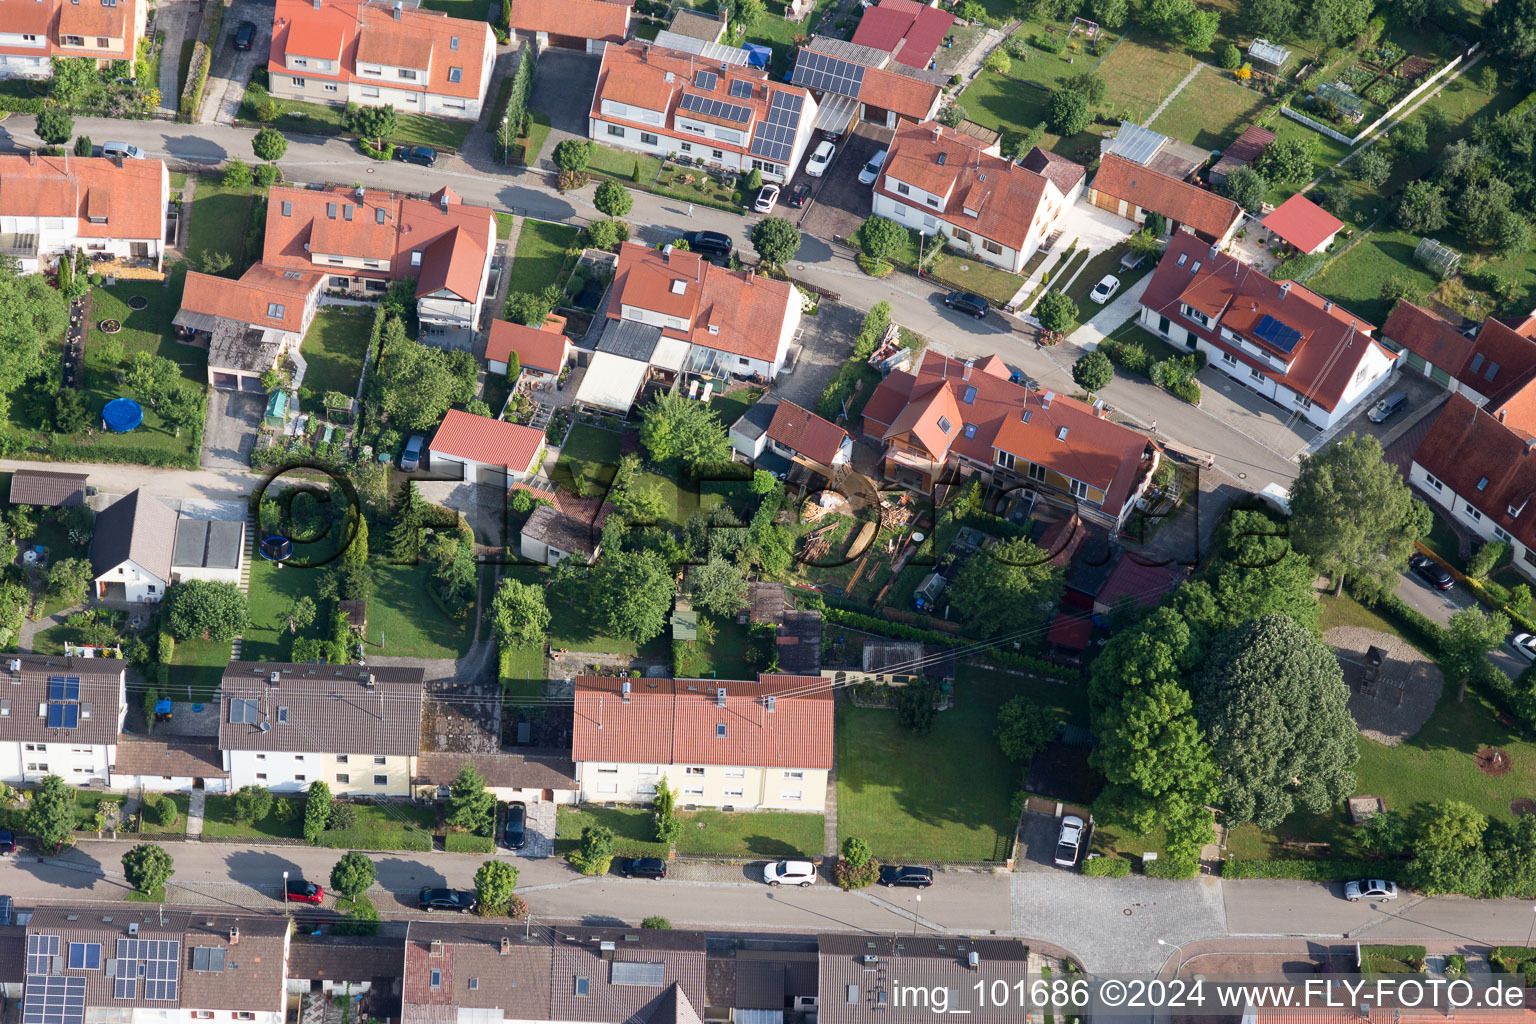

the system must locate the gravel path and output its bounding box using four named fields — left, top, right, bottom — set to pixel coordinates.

left=1324, top=625, right=1443, bottom=745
